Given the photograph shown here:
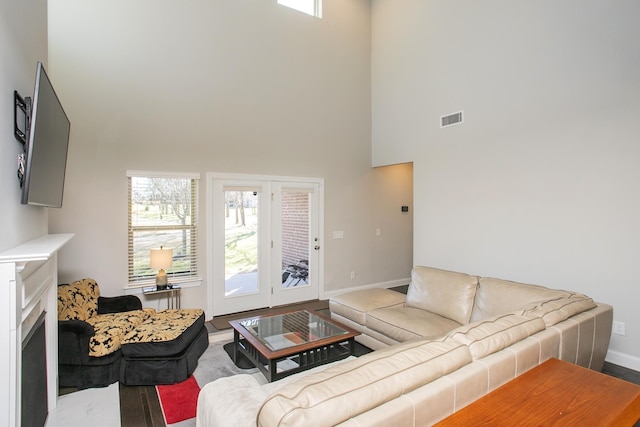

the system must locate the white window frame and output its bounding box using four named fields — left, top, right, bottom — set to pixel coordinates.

left=127, top=170, right=201, bottom=288
left=277, top=0, right=322, bottom=18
